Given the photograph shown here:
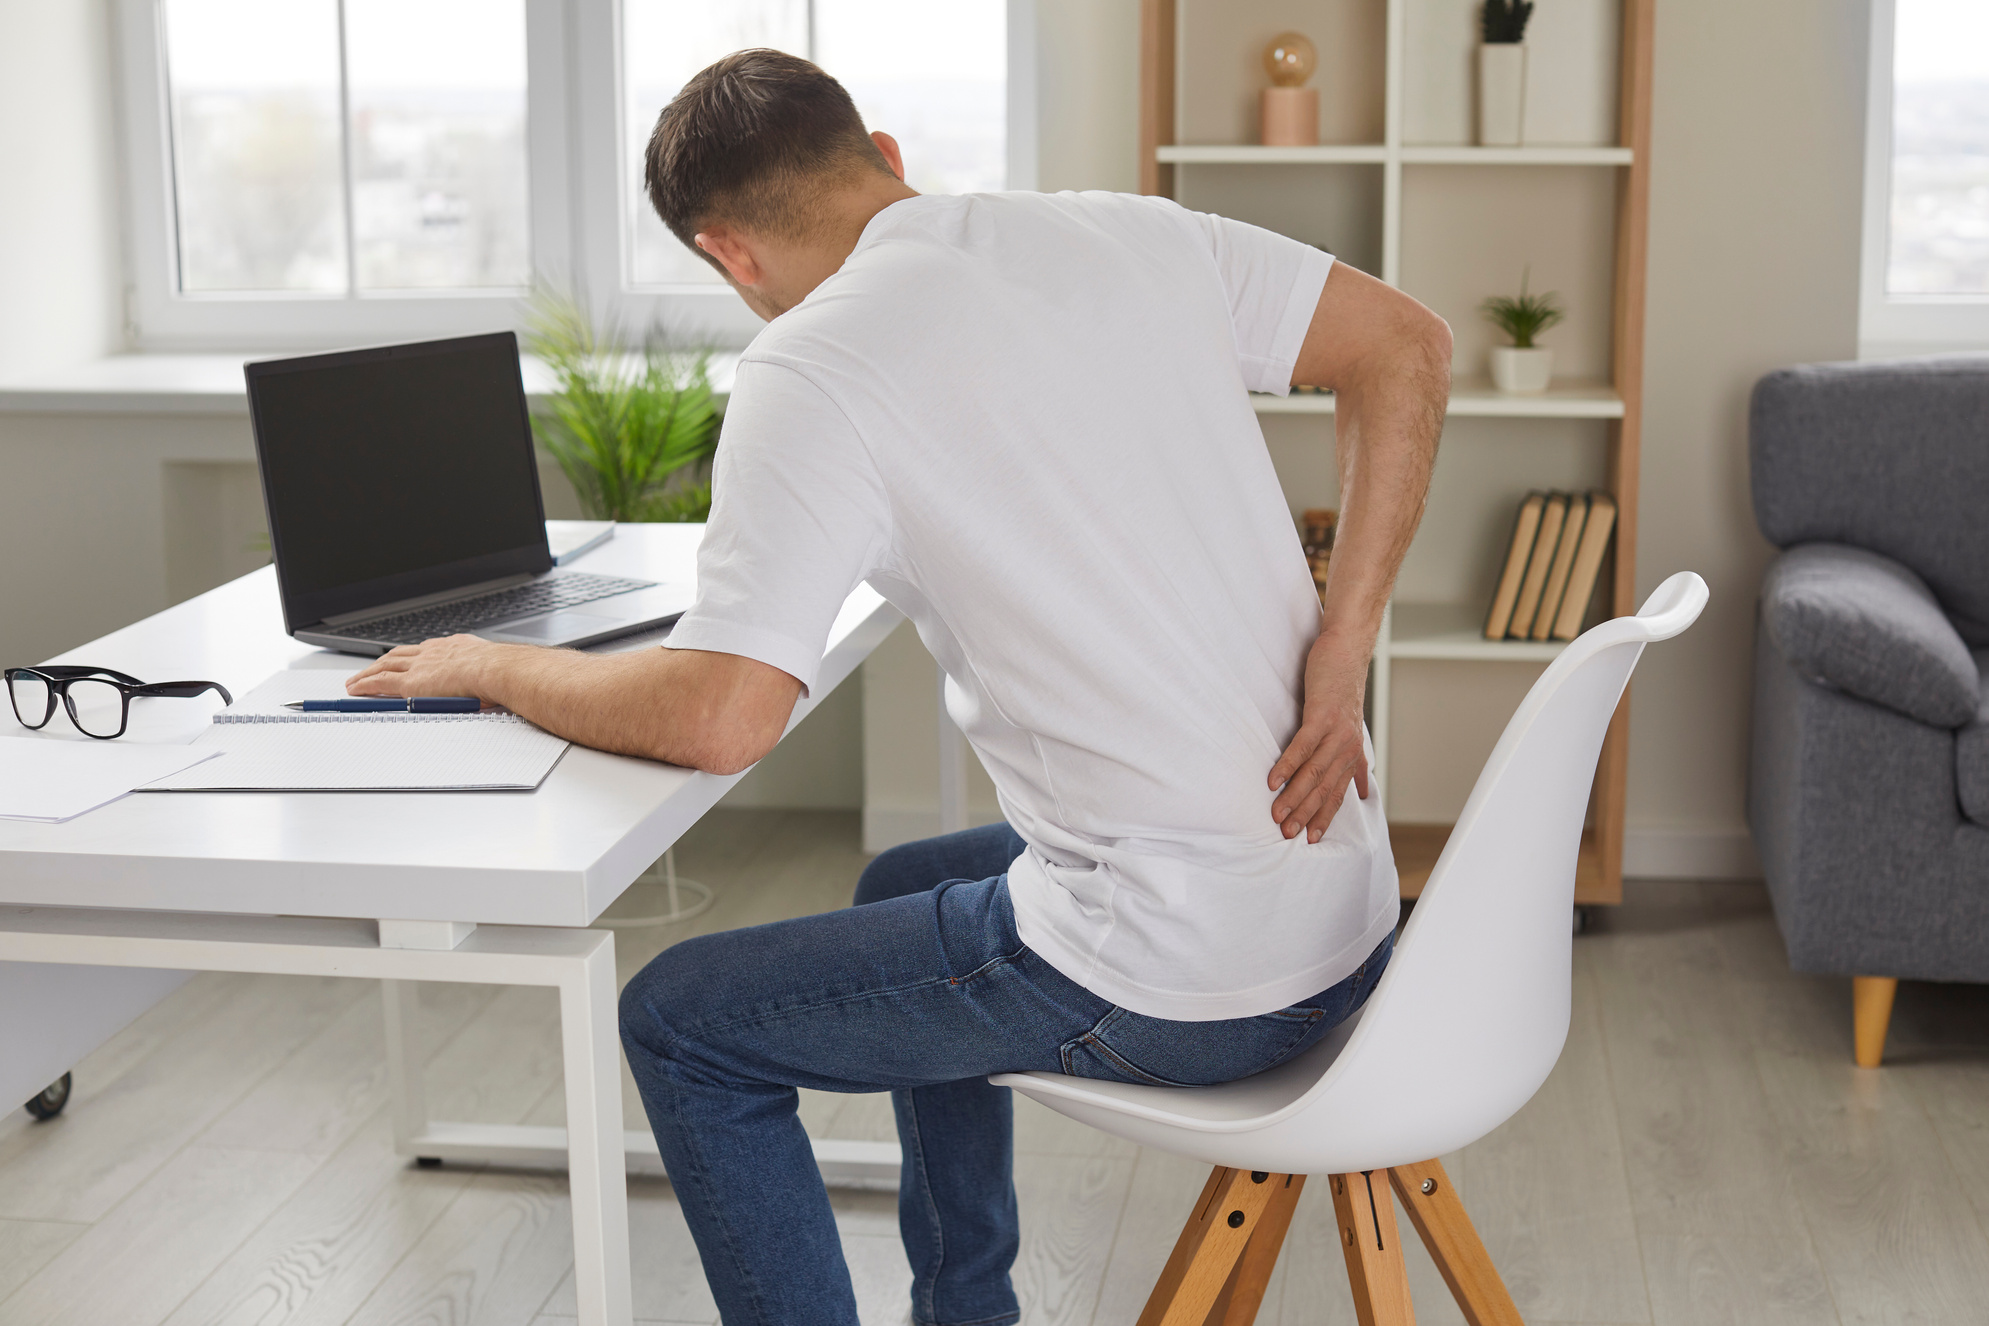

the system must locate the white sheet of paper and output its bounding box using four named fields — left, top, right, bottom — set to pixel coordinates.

left=0, top=737, right=221, bottom=822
